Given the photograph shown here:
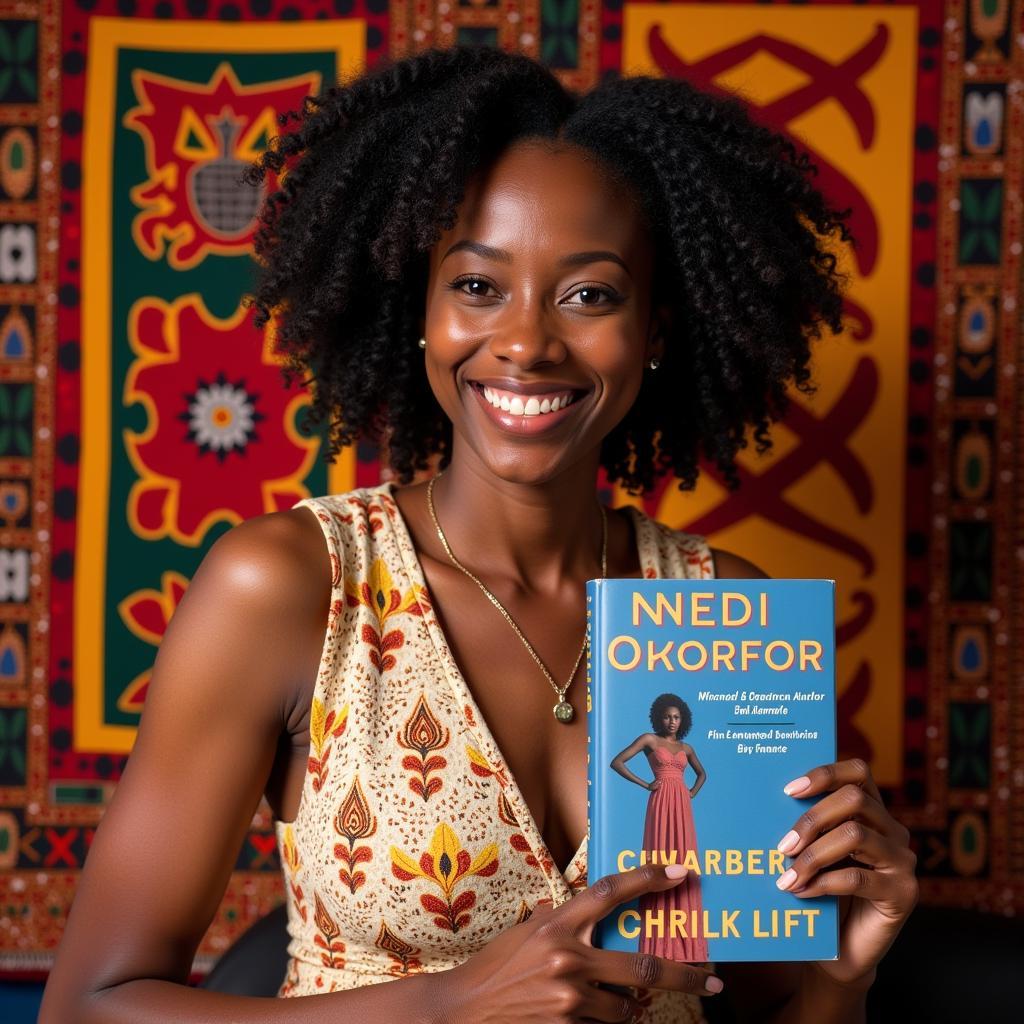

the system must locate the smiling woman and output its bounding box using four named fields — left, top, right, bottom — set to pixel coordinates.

left=244, top=49, right=851, bottom=497
left=420, top=137, right=663, bottom=483
left=40, top=45, right=918, bottom=1024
